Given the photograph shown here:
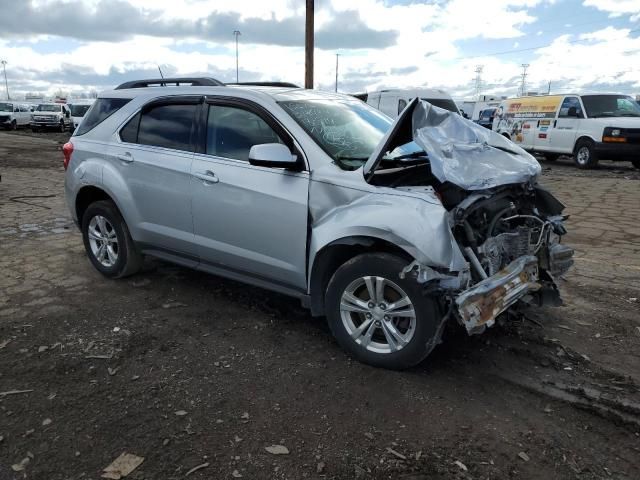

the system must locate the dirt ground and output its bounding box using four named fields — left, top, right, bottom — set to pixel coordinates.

left=1, top=130, right=639, bottom=480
